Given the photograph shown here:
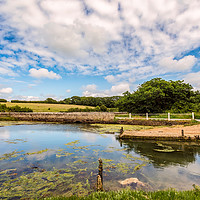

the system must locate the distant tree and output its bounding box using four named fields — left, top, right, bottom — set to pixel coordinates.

left=100, top=104, right=107, bottom=112
left=0, top=99, right=7, bottom=102
left=44, top=98, right=57, bottom=104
